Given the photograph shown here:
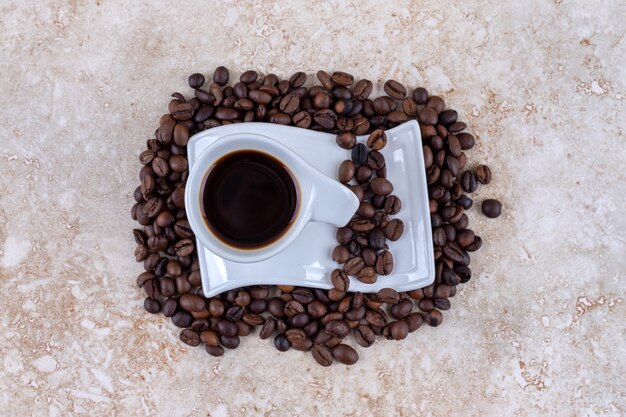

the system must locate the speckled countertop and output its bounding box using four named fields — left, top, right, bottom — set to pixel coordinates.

left=0, top=1, right=624, bottom=416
